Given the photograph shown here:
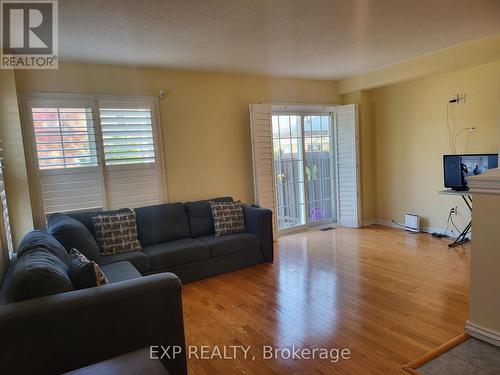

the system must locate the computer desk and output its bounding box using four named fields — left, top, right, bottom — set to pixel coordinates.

left=438, top=189, right=472, bottom=247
